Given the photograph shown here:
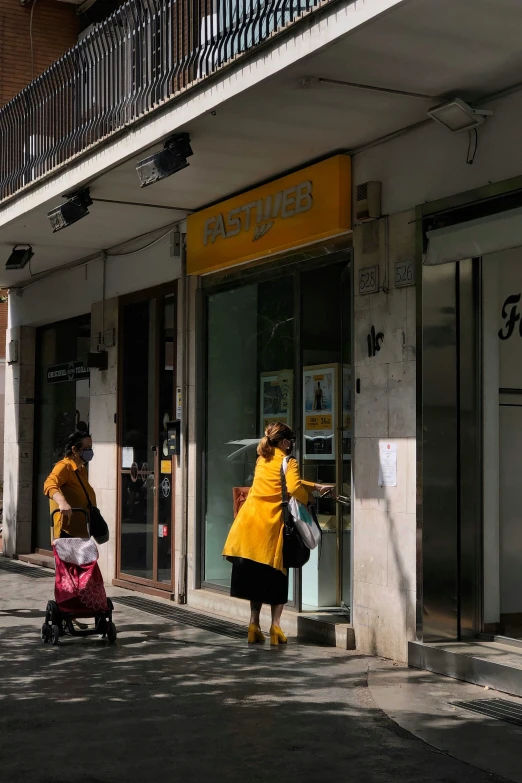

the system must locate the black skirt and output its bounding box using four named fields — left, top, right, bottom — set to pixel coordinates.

left=230, top=558, right=288, bottom=605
